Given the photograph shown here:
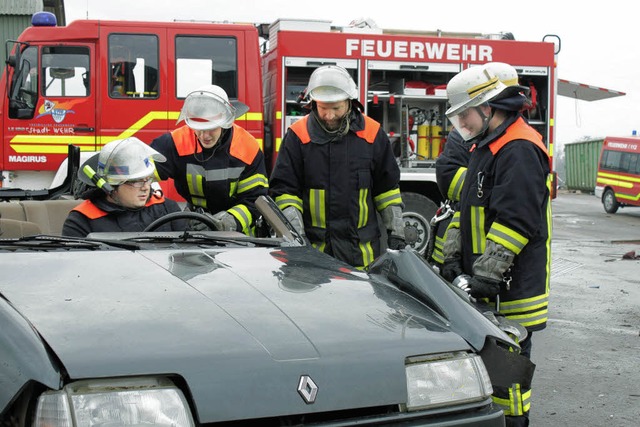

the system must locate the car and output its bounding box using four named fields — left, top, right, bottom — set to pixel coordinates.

left=0, top=147, right=516, bottom=426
